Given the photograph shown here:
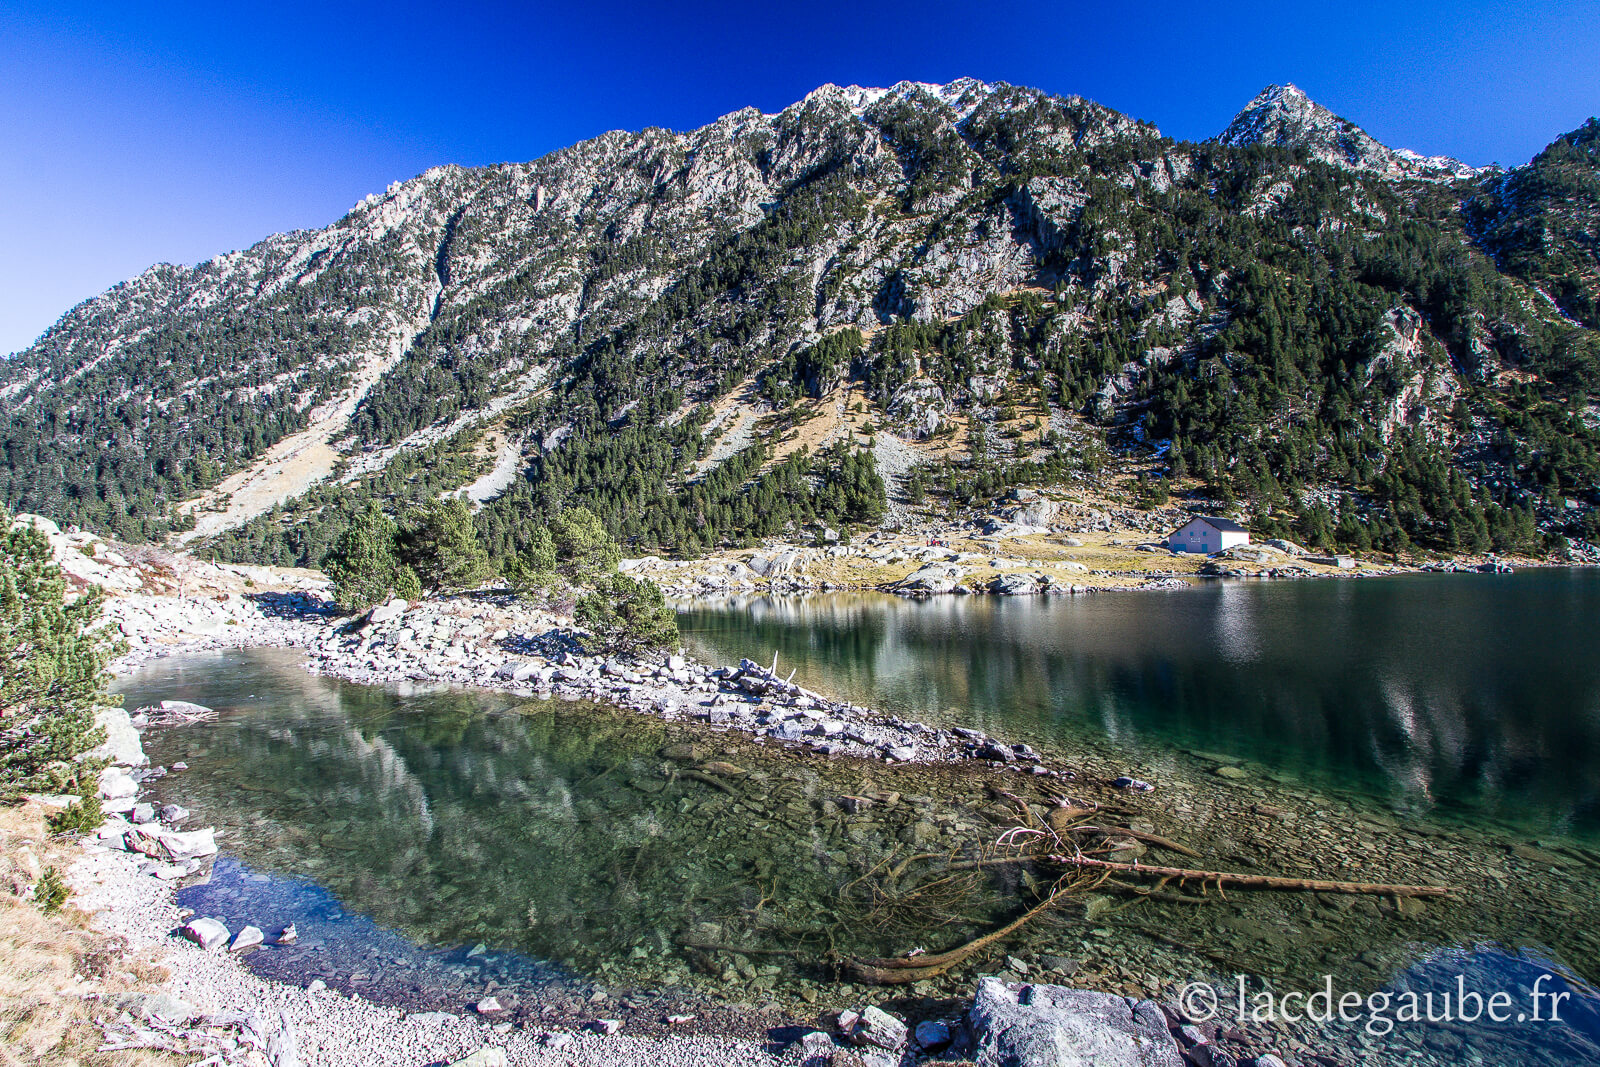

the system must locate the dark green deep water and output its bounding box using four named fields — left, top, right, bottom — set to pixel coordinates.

left=114, top=570, right=1600, bottom=1062
left=681, top=569, right=1600, bottom=842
